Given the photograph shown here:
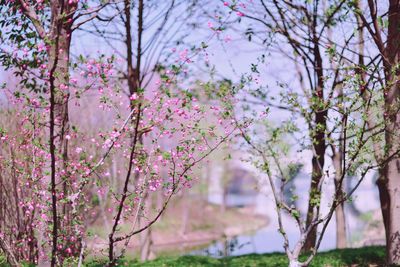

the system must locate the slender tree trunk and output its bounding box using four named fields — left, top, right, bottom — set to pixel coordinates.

left=108, top=101, right=143, bottom=265
left=381, top=2, right=400, bottom=263
left=327, top=18, right=347, bottom=249
left=303, top=32, right=327, bottom=252
left=47, top=14, right=72, bottom=267
left=355, top=1, right=397, bottom=259
left=332, top=133, right=346, bottom=249
left=51, top=26, right=71, bottom=222
left=221, top=187, right=227, bottom=212
left=304, top=146, right=325, bottom=252
left=334, top=194, right=346, bottom=248
left=180, top=192, right=190, bottom=236
left=383, top=158, right=400, bottom=264
left=140, top=195, right=153, bottom=262
left=381, top=72, right=400, bottom=265
left=49, top=48, right=59, bottom=267
left=221, top=159, right=230, bottom=212
left=140, top=227, right=153, bottom=261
